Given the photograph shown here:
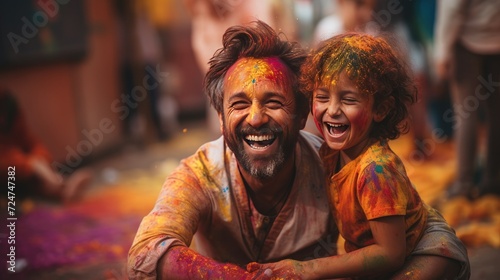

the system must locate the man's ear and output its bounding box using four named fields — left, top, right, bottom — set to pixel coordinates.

left=374, top=96, right=394, bottom=122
